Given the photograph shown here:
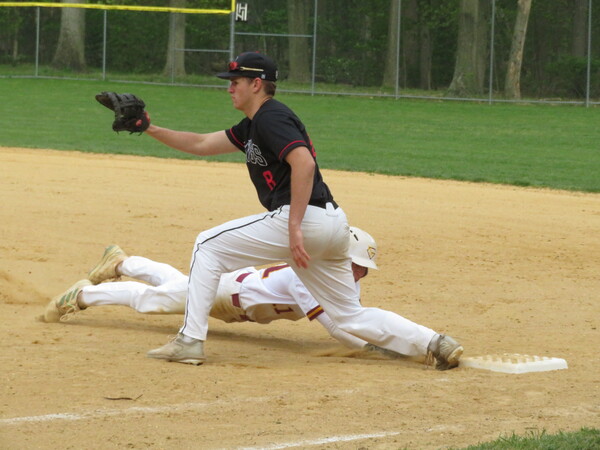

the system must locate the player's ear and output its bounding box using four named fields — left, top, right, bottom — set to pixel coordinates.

left=251, top=77, right=263, bottom=93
